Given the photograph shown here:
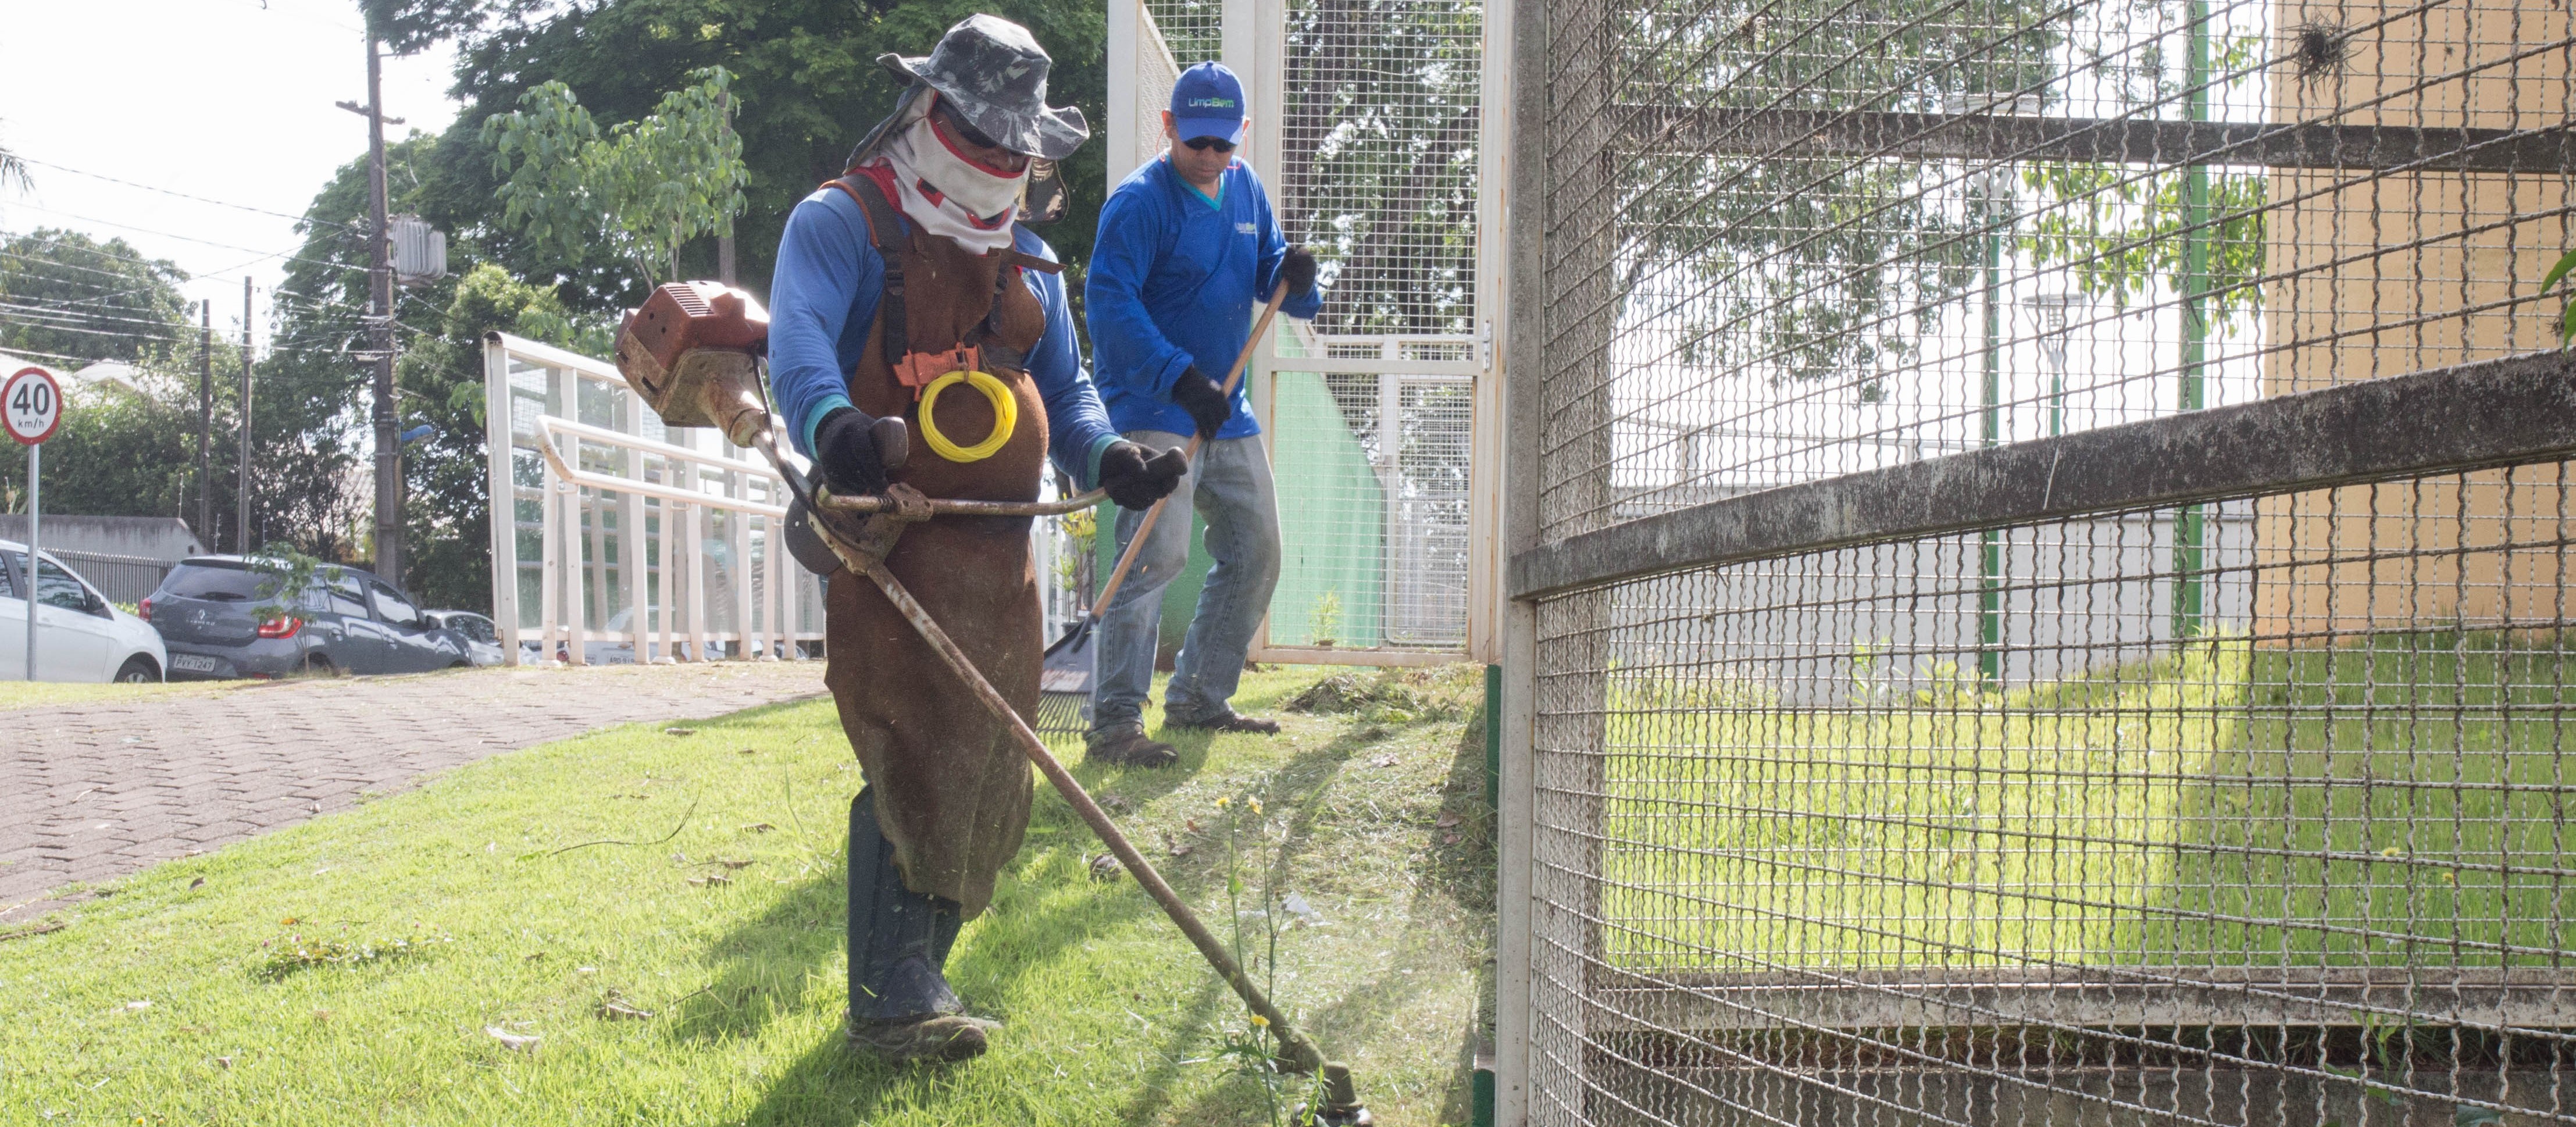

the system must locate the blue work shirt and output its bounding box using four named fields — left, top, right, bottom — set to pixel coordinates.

left=1085, top=156, right=1323, bottom=439
left=767, top=185, right=1123, bottom=488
